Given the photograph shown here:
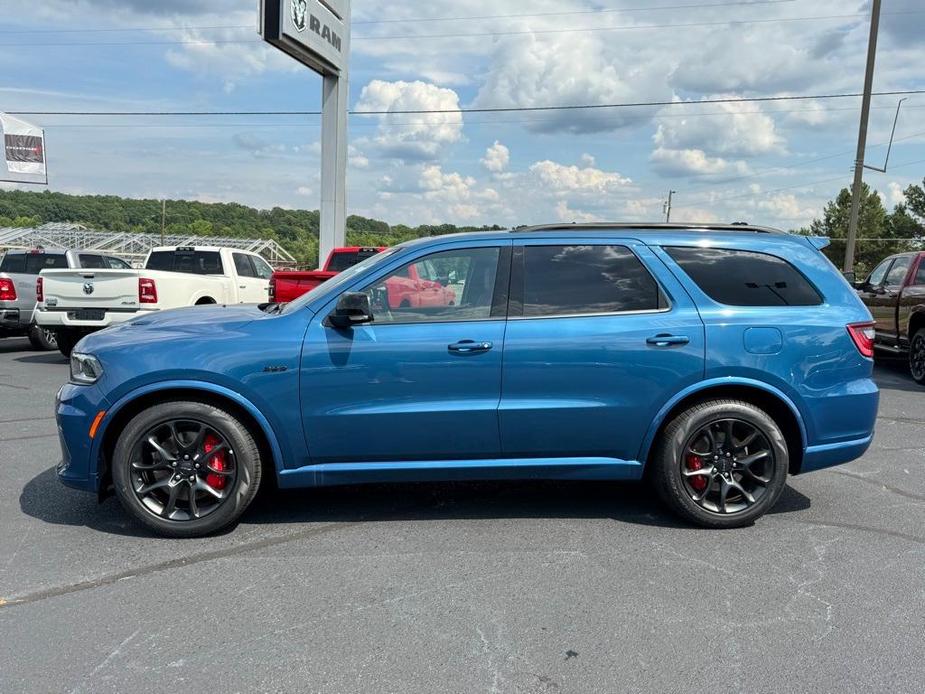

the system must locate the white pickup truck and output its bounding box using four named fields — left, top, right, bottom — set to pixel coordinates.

left=37, top=245, right=273, bottom=356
